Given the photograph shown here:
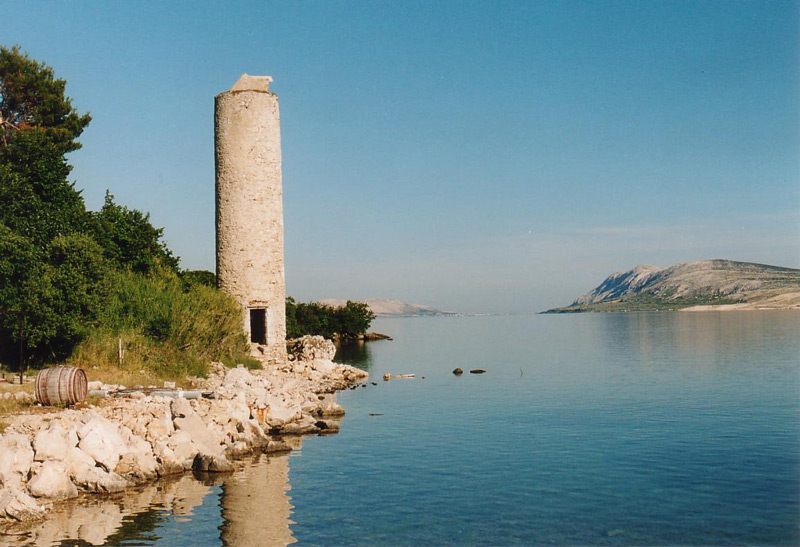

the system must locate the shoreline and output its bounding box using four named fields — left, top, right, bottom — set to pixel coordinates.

left=0, top=337, right=367, bottom=529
